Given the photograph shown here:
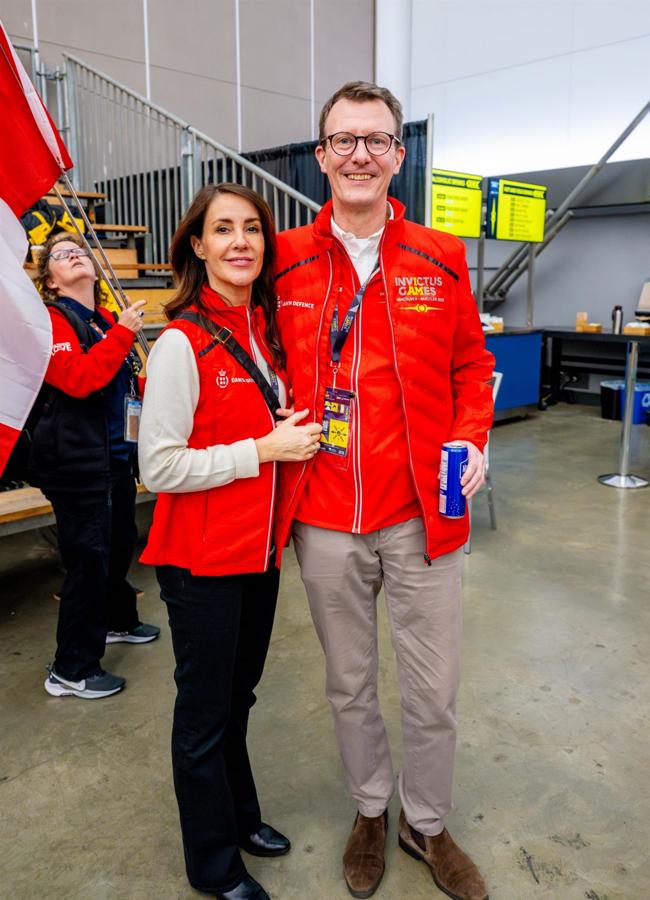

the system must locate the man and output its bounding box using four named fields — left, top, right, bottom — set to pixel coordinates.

left=274, top=82, right=494, bottom=900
